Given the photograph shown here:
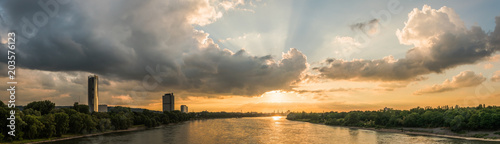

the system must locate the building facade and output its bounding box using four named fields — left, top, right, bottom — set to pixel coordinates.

left=98, top=104, right=108, bottom=112
left=181, top=105, right=188, bottom=113
left=88, top=75, right=99, bottom=112
left=162, top=93, right=175, bottom=112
